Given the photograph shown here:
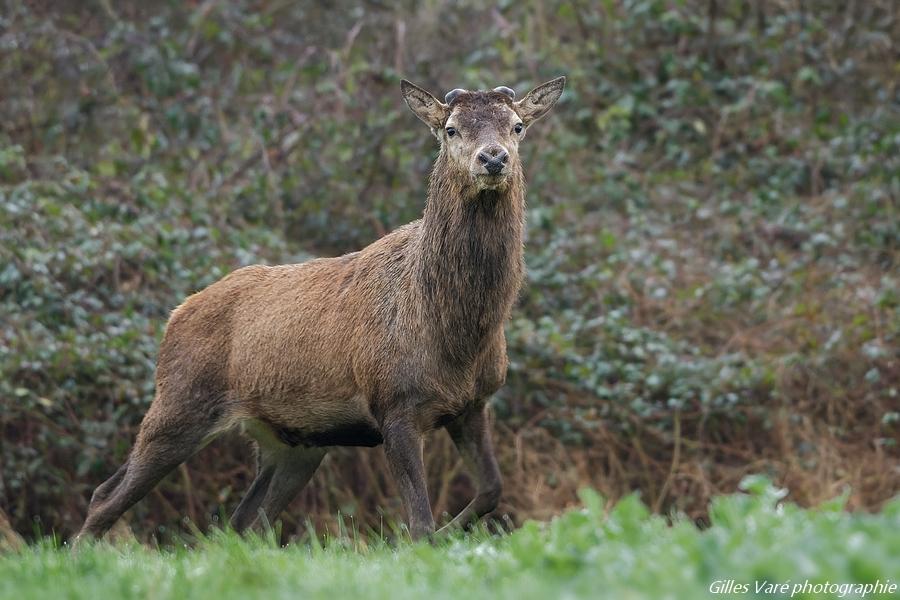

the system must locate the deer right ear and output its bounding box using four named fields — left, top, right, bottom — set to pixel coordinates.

left=401, top=80, right=448, bottom=132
